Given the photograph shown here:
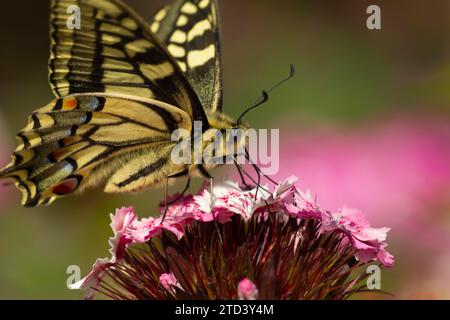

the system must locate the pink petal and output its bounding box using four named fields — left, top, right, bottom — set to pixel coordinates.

left=238, top=278, right=259, bottom=300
